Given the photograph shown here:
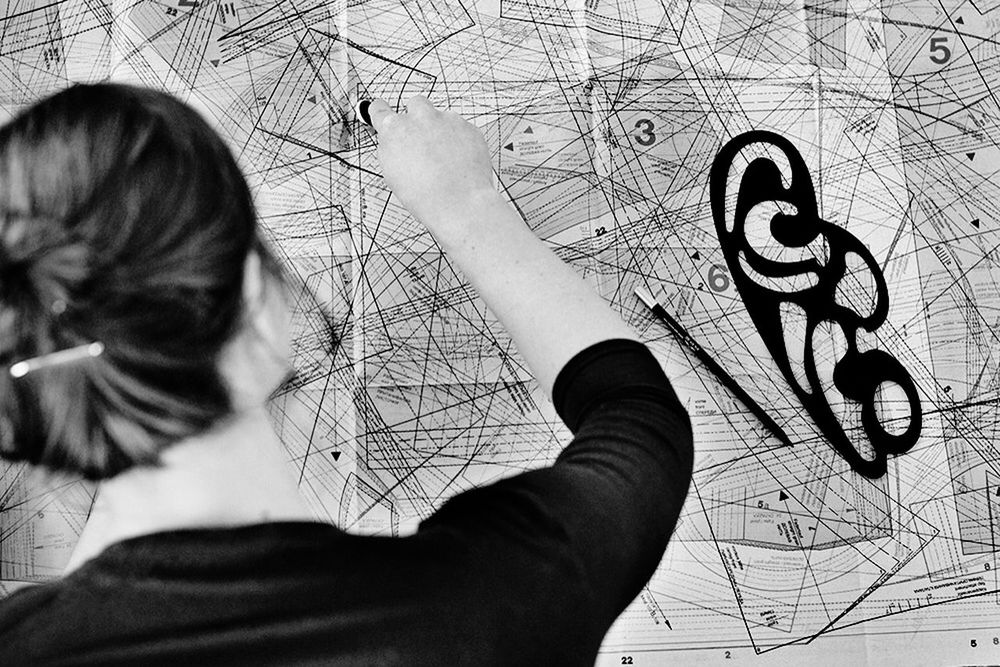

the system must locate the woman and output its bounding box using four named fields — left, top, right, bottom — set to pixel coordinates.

left=0, top=84, right=692, bottom=665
